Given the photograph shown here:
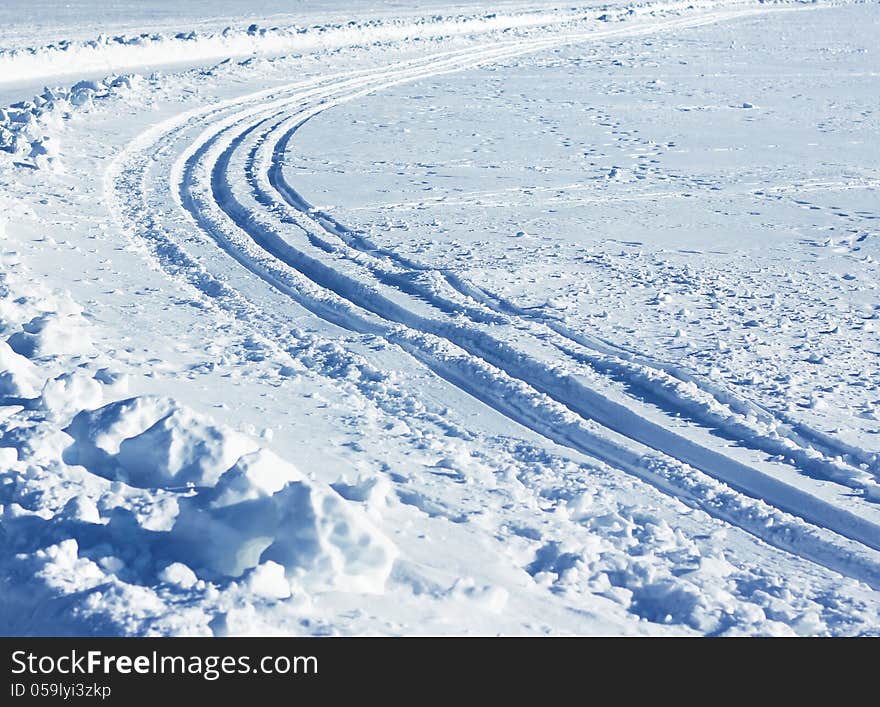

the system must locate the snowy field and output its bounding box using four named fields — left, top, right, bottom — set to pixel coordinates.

left=0, top=0, right=878, bottom=636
